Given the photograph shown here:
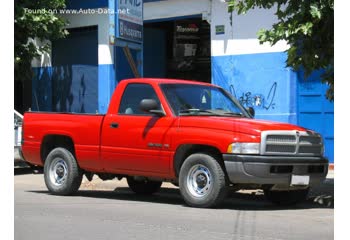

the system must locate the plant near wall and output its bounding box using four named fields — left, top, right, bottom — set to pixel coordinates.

left=14, top=0, right=68, bottom=101
left=227, top=0, right=334, bottom=101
